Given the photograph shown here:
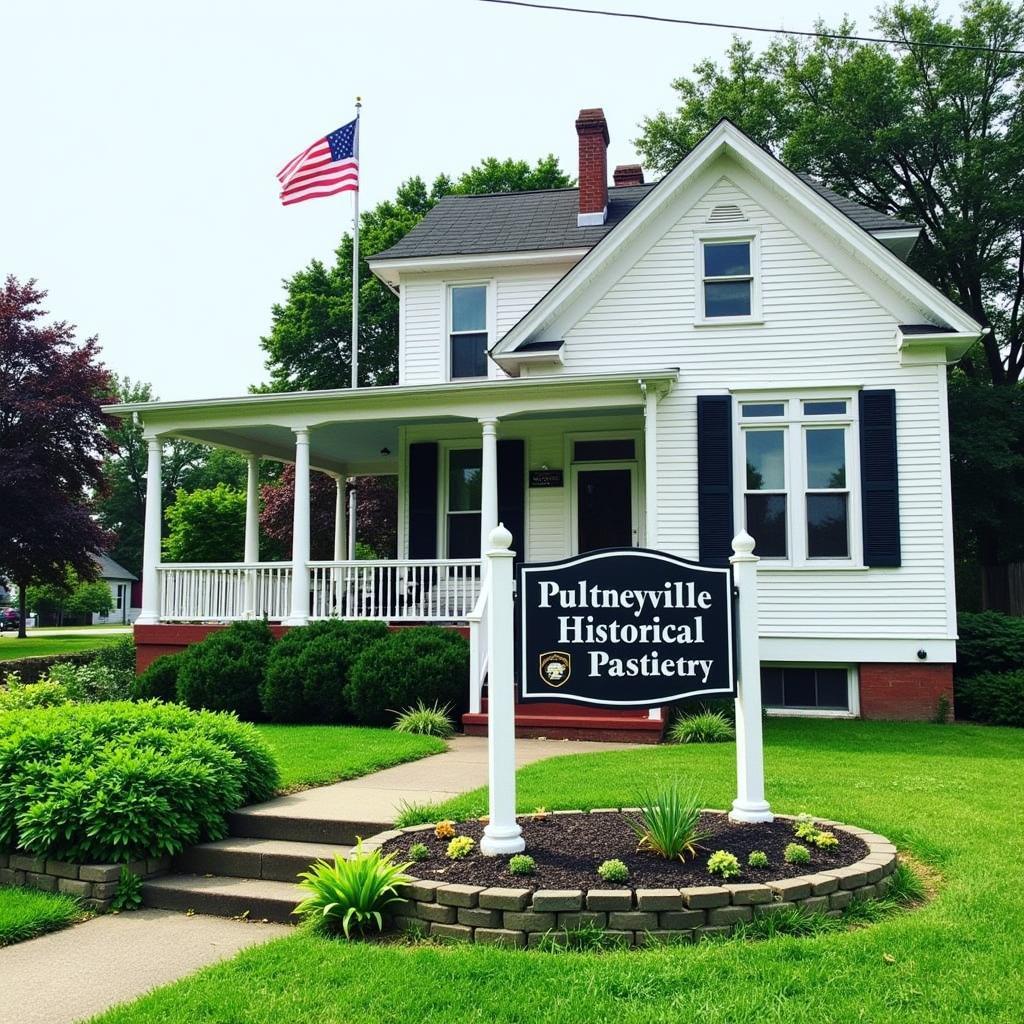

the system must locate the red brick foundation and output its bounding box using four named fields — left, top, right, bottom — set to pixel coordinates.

left=858, top=663, right=954, bottom=721
left=133, top=622, right=469, bottom=673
